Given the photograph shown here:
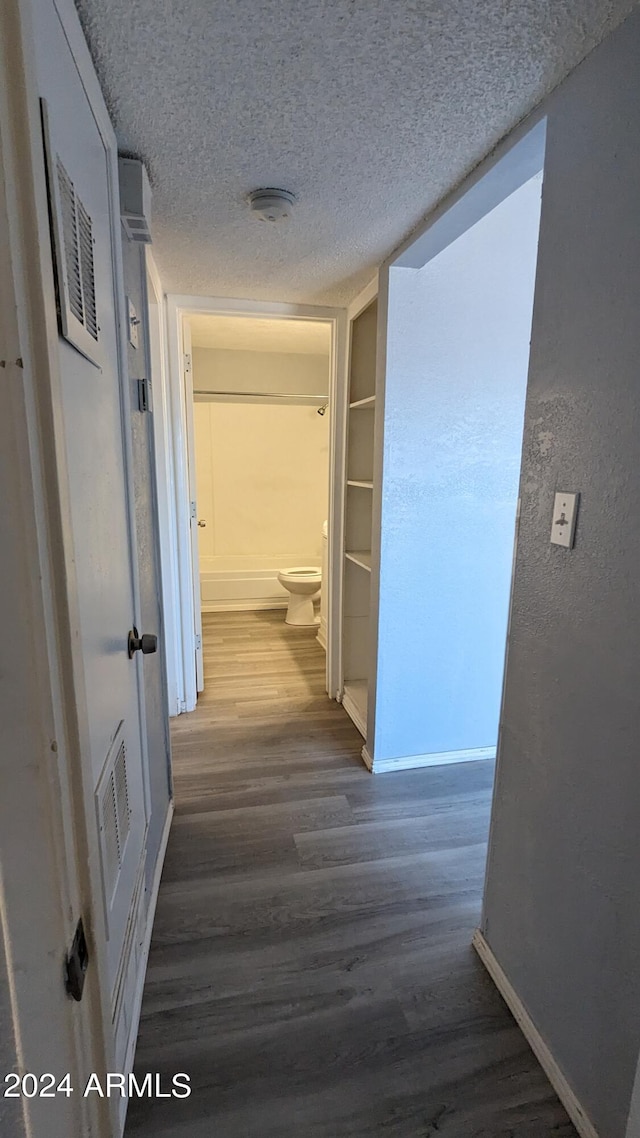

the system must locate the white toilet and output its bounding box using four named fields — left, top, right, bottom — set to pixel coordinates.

left=277, top=566, right=321, bottom=627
